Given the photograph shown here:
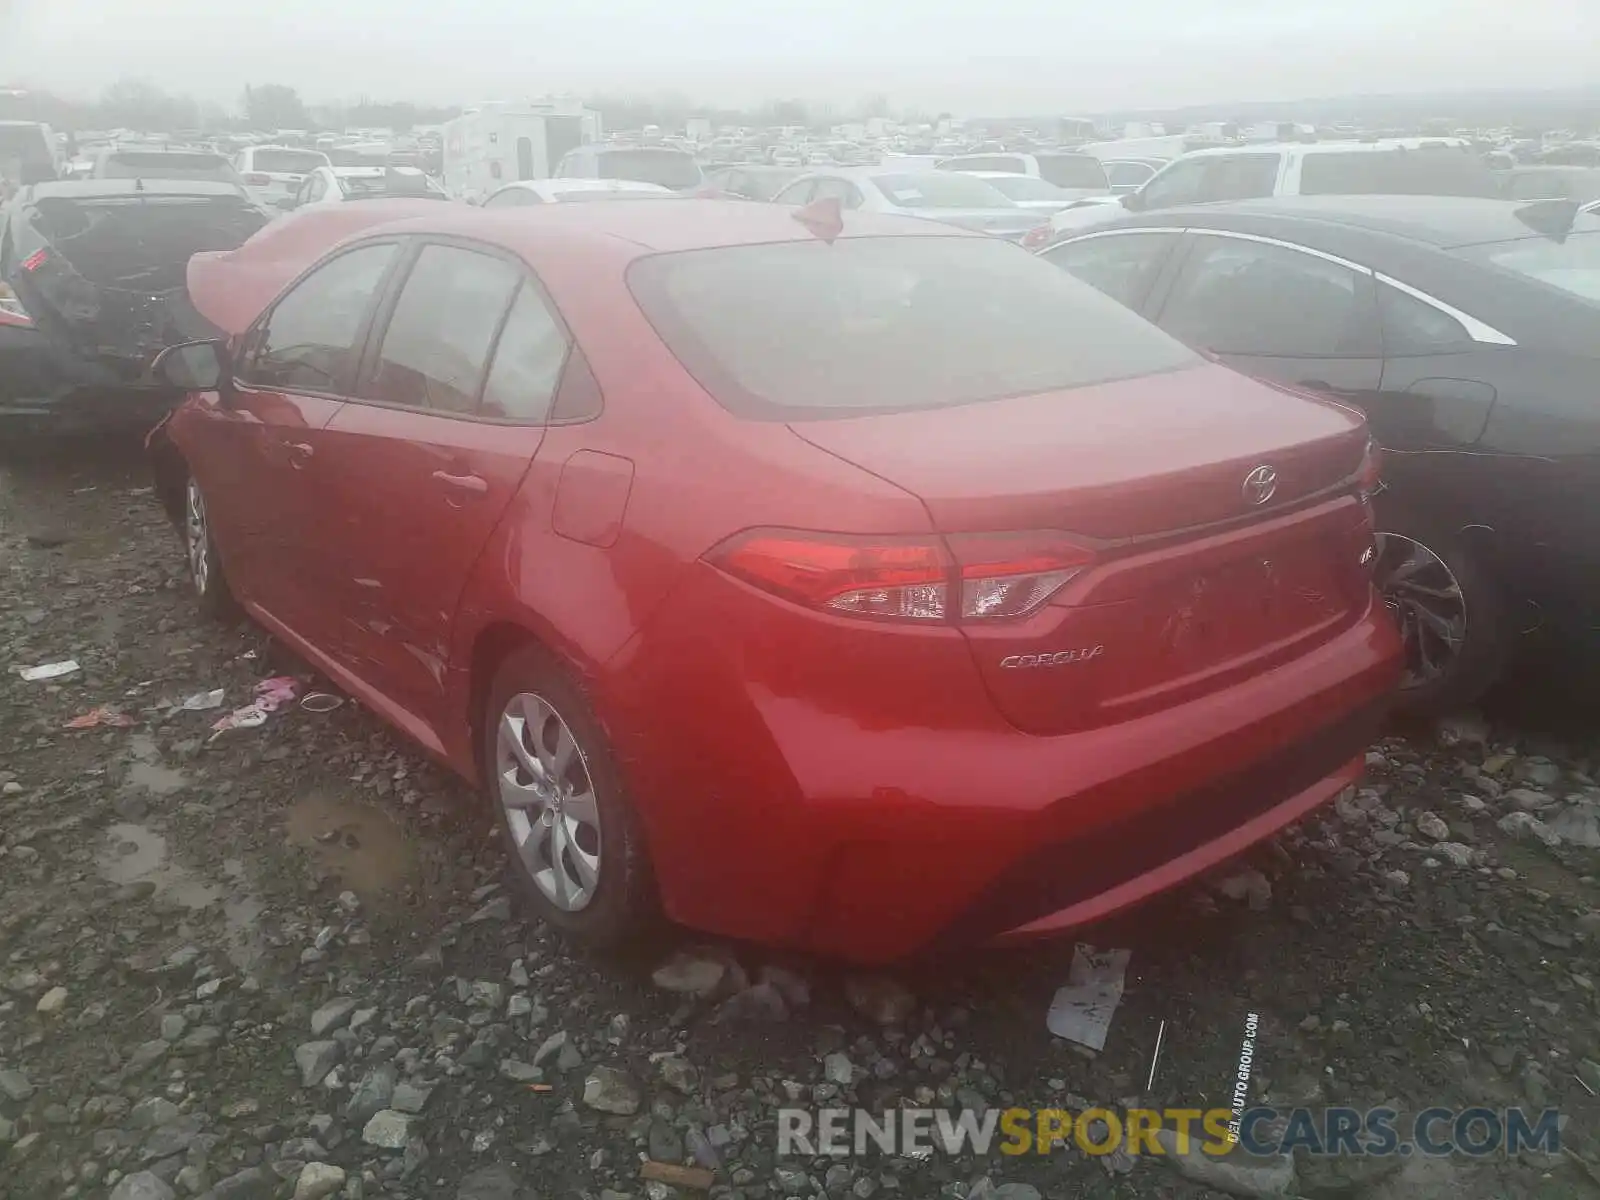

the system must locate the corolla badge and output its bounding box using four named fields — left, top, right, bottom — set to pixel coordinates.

left=1242, top=464, right=1278, bottom=506
left=999, top=646, right=1104, bottom=669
